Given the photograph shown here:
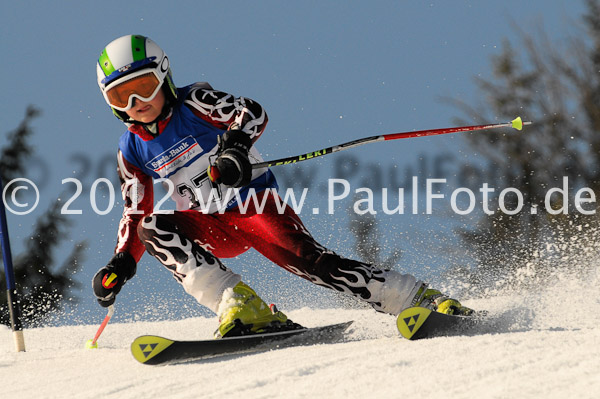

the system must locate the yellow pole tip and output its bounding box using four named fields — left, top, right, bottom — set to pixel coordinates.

left=511, top=116, right=523, bottom=131
left=85, top=339, right=98, bottom=349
